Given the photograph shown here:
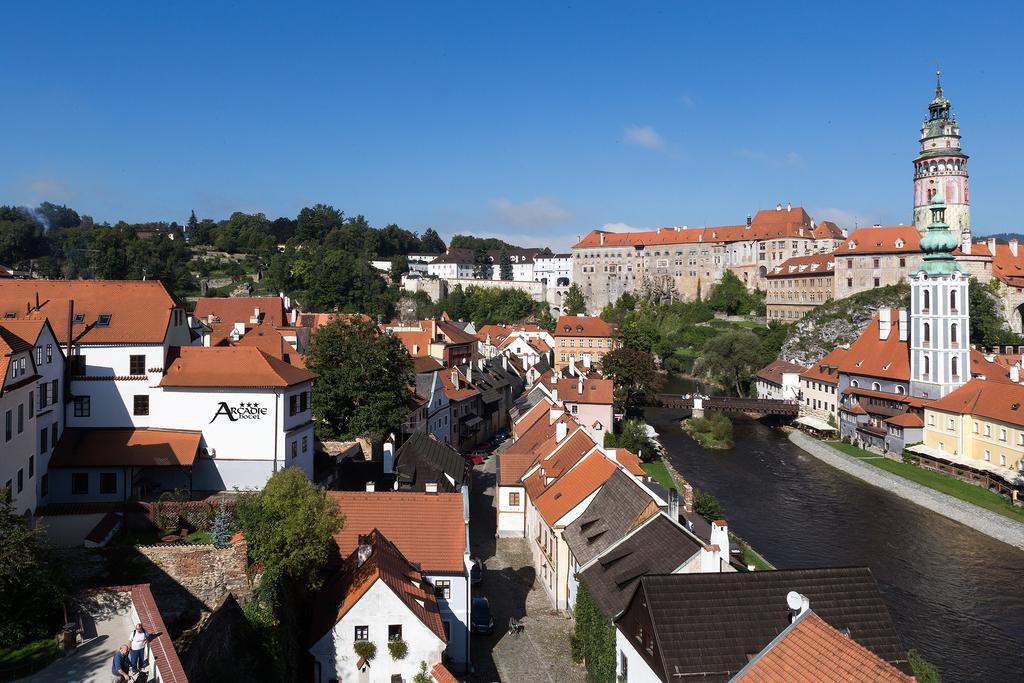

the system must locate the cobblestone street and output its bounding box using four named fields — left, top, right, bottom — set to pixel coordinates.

left=467, top=441, right=587, bottom=683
